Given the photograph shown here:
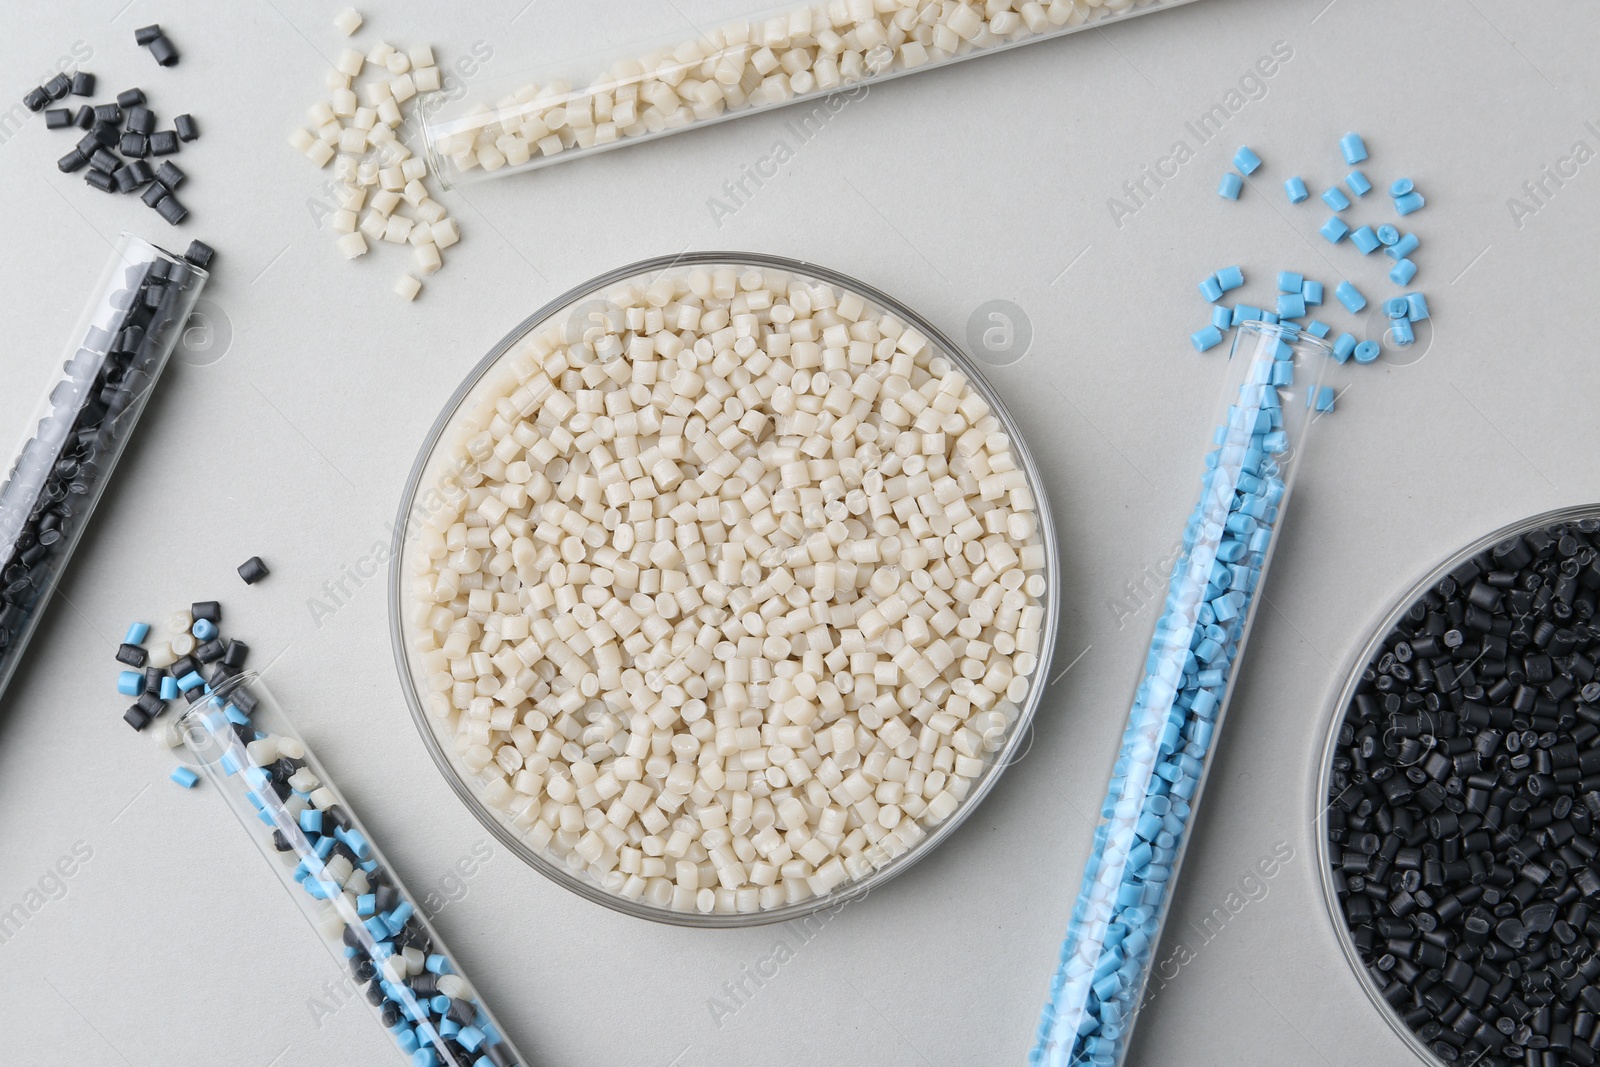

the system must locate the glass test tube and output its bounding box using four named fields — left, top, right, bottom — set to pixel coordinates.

left=178, top=672, right=529, bottom=1067
left=0, top=234, right=206, bottom=699
left=1031, top=323, right=1329, bottom=1067
left=418, top=0, right=1203, bottom=187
